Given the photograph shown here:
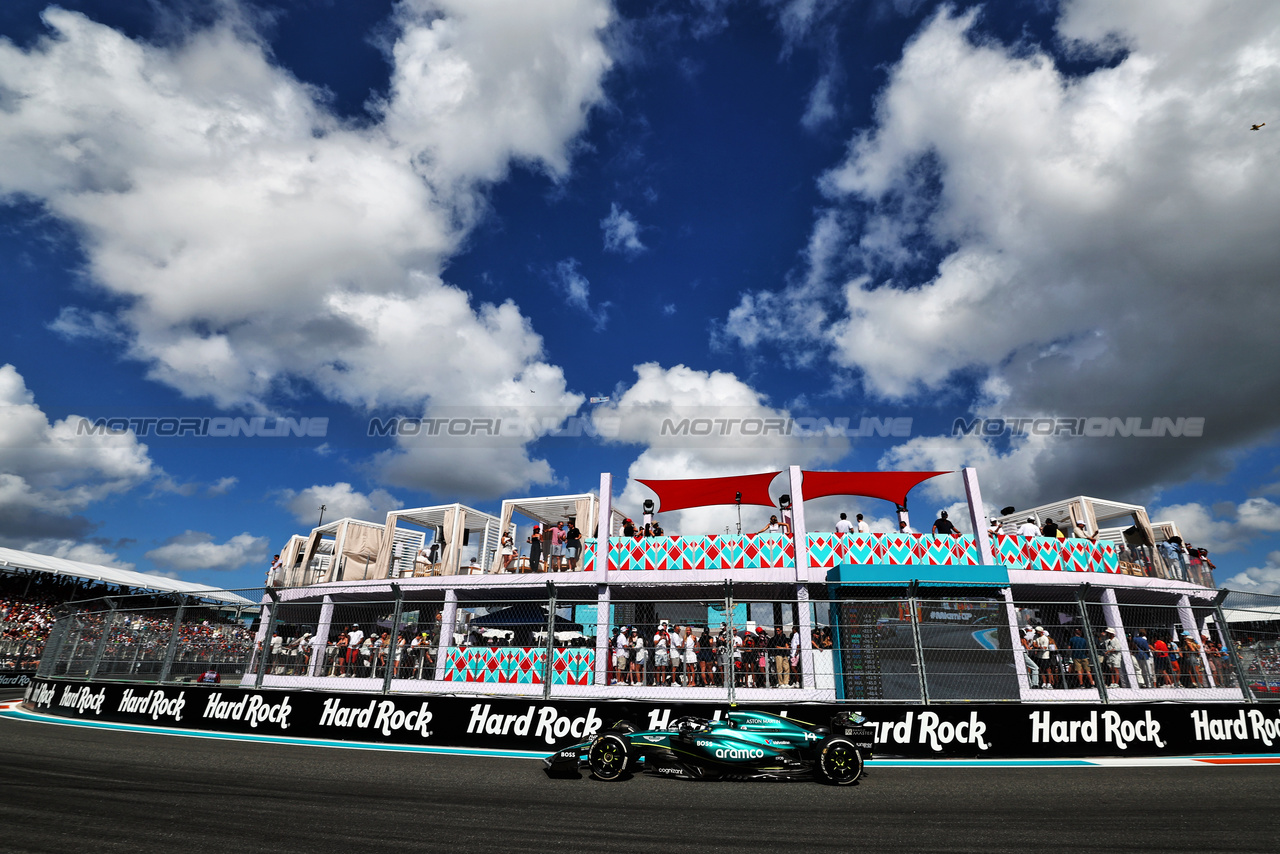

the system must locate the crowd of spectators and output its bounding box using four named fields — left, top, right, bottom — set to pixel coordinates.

left=1018, top=622, right=1237, bottom=690
left=605, top=623, right=803, bottom=688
